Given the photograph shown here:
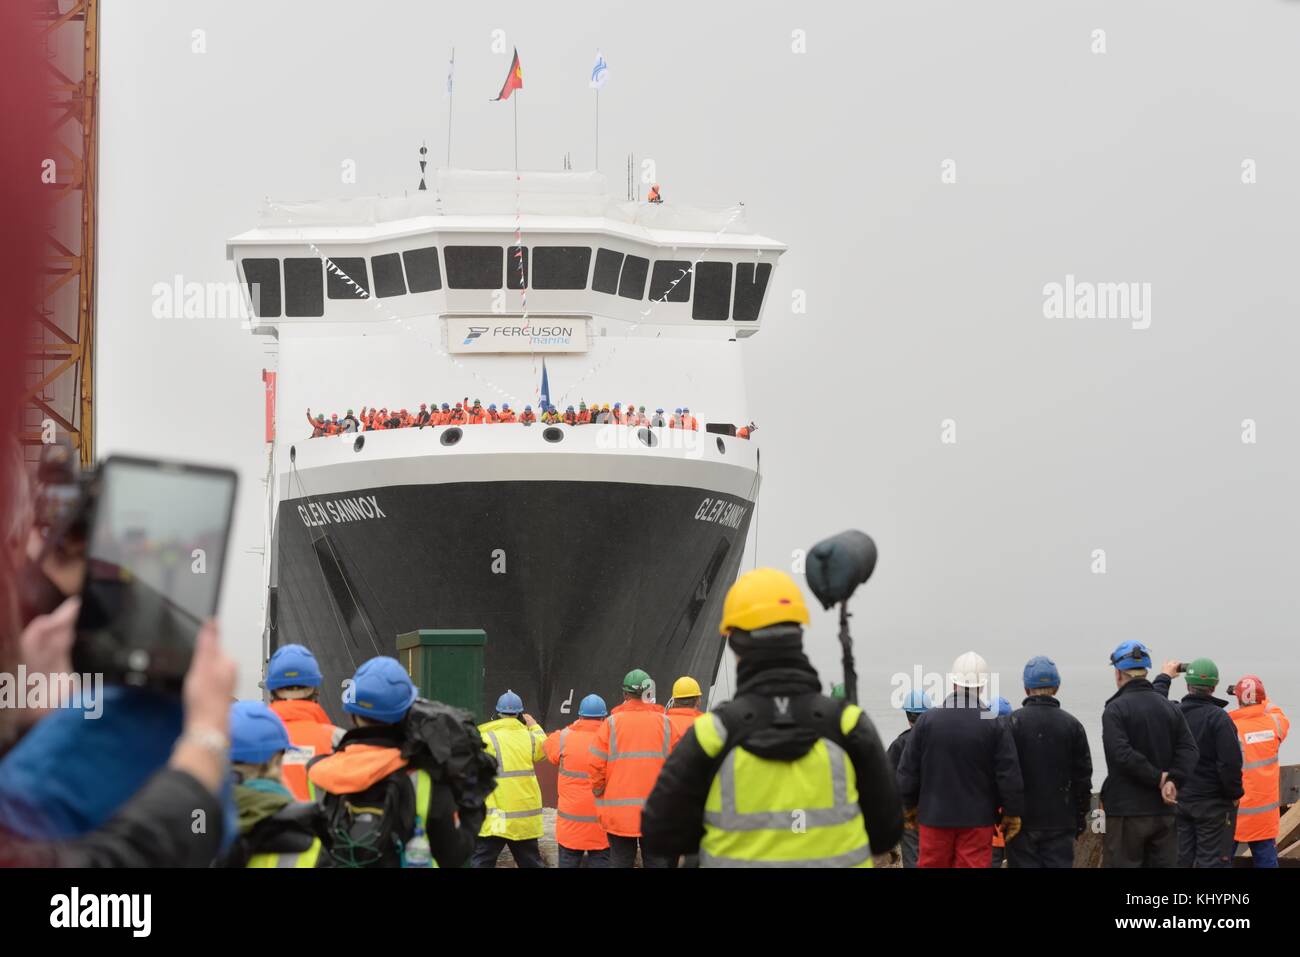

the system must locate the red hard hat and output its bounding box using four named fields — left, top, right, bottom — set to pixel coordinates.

left=1230, top=675, right=1266, bottom=705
